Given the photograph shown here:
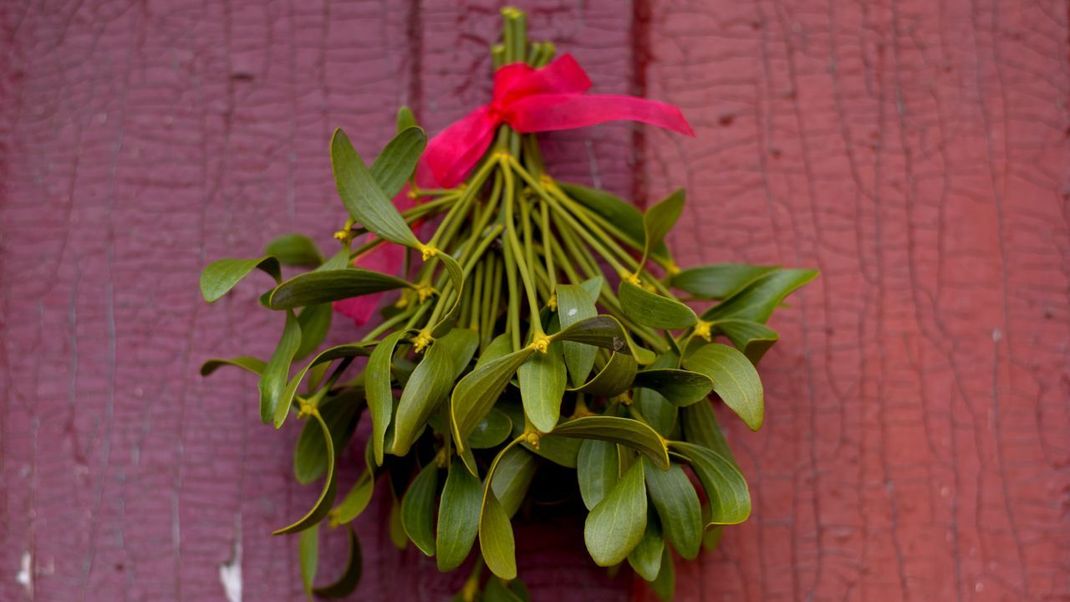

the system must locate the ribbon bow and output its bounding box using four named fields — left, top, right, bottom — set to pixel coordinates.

left=336, top=54, right=693, bottom=325
left=421, top=54, right=694, bottom=188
